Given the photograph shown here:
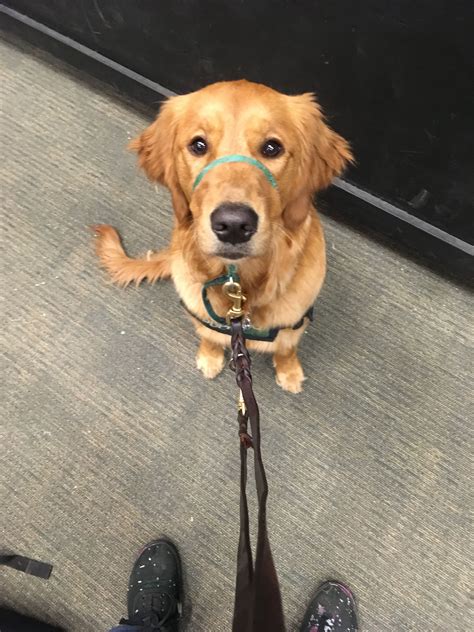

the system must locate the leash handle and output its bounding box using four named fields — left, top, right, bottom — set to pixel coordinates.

left=230, top=319, right=285, bottom=632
